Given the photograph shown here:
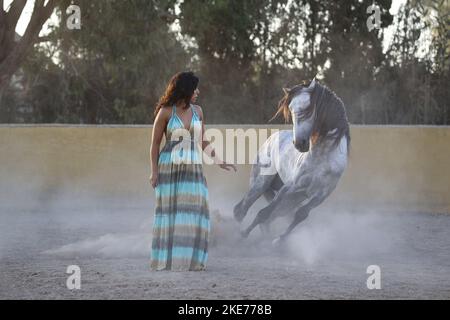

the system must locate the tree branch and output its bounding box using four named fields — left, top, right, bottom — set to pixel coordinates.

left=6, top=0, right=27, bottom=29
left=0, top=0, right=57, bottom=89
